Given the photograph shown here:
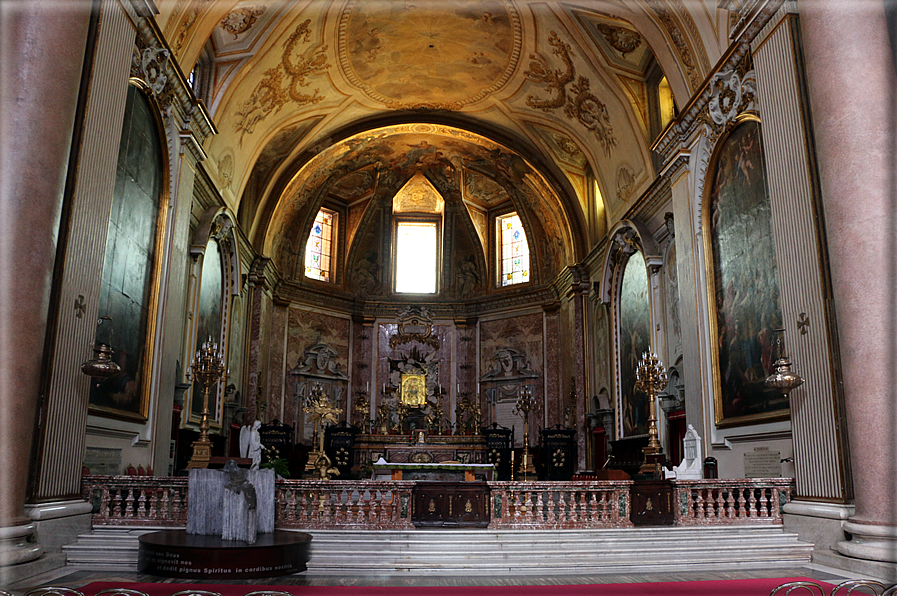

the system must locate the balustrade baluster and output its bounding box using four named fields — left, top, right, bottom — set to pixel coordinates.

left=160, top=489, right=170, bottom=520
left=136, top=489, right=146, bottom=519
left=148, top=491, right=158, bottom=520
left=696, top=489, right=706, bottom=519
left=748, top=488, right=758, bottom=517
left=726, top=489, right=735, bottom=519
left=334, top=489, right=346, bottom=525
left=716, top=489, right=725, bottom=519
left=769, top=487, right=782, bottom=519
left=737, top=488, right=747, bottom=518
left=100, top=487, right=111, bottom=519
left=112, top=490, right=122, bottom=518
left=759, top=488, right=769, bottom=518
